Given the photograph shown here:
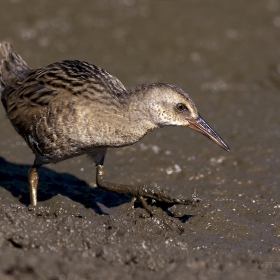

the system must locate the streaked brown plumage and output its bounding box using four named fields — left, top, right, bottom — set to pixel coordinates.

left=0, top=42, right=230, bottom=214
